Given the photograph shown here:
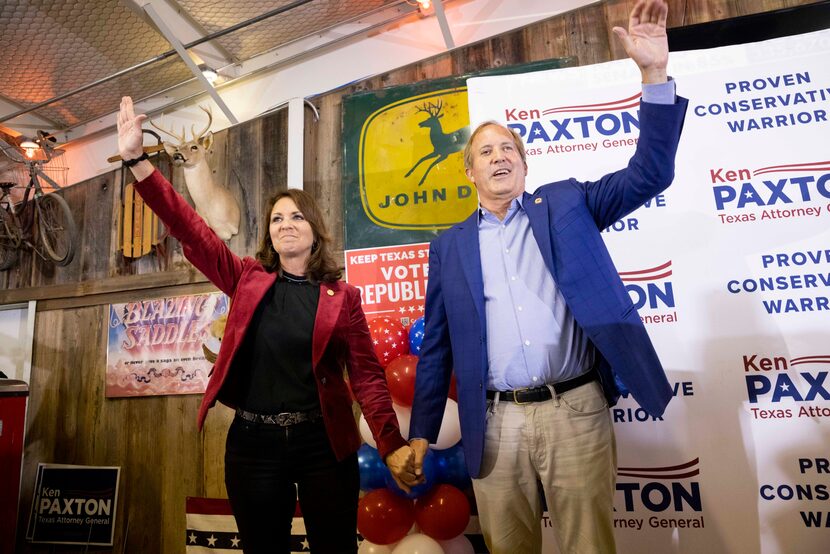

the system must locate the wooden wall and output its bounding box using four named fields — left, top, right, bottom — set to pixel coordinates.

left=5, top=1, right=820, bottom=552
left=8, top=109, right=289, bottom=553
